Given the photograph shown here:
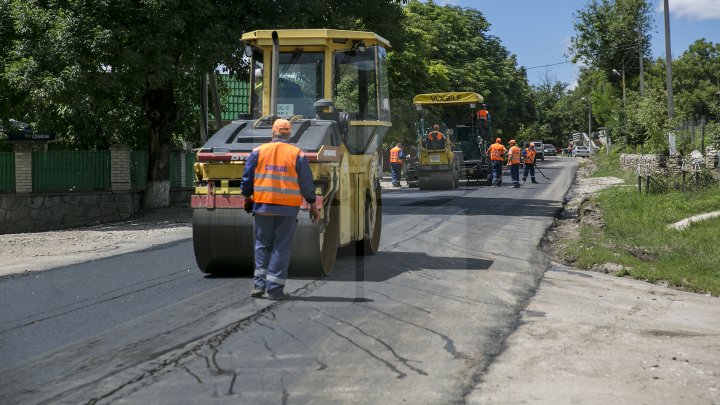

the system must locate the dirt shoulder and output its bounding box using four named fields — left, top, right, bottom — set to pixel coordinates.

left=471, top=159, right=720, bottom=404
left=0, top=207, right=192, bottom=279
